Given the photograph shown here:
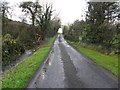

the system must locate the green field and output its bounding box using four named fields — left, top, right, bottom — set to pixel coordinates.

left=2, top=37, right=55, bottom=88
left=68, top=41, right=118, bottom=77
